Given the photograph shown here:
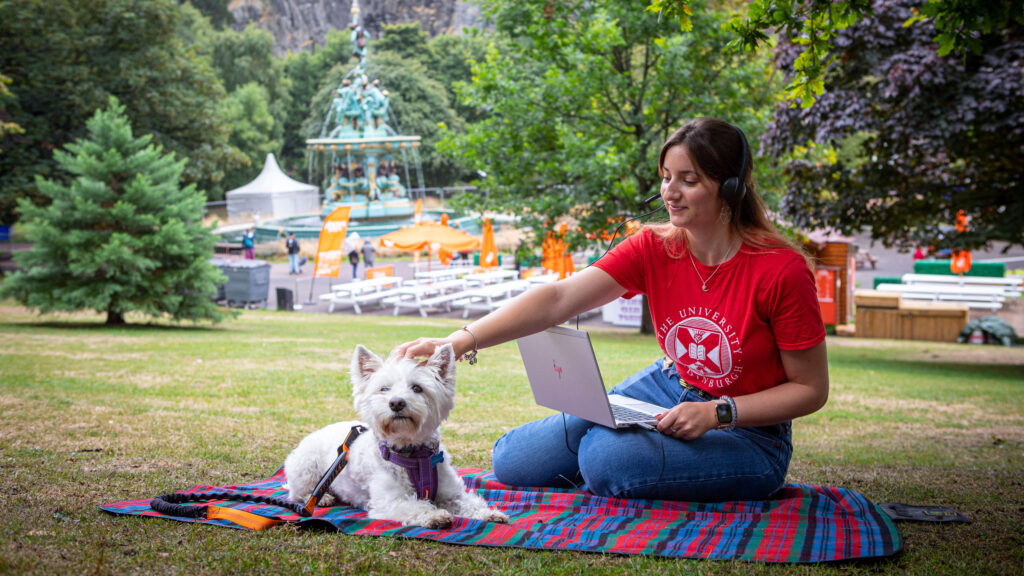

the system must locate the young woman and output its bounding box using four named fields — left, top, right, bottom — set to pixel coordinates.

left=396, top=118, right=828, bottom=502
